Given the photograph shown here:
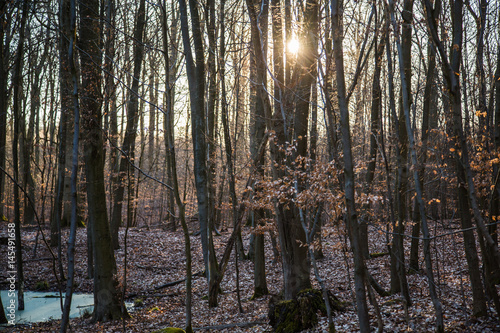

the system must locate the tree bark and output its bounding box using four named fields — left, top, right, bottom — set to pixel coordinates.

left=110, top=0, right=146, bottom=249
left=61, top=0, right=80, bottom=328
left=0, top=0, right=9, bottom=219
left=392, top=0, right=446, bottom=330
left=249, top=0, right=269, bottom=299
left=332, top=0, right=369, bottom=330
left=162, top=2, right=193, bottom=329
left=179, top=0, right=219, bottom=307
left=12, top=0, right=29, bottom=311
left=78, top=0, right=128, bottom=321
